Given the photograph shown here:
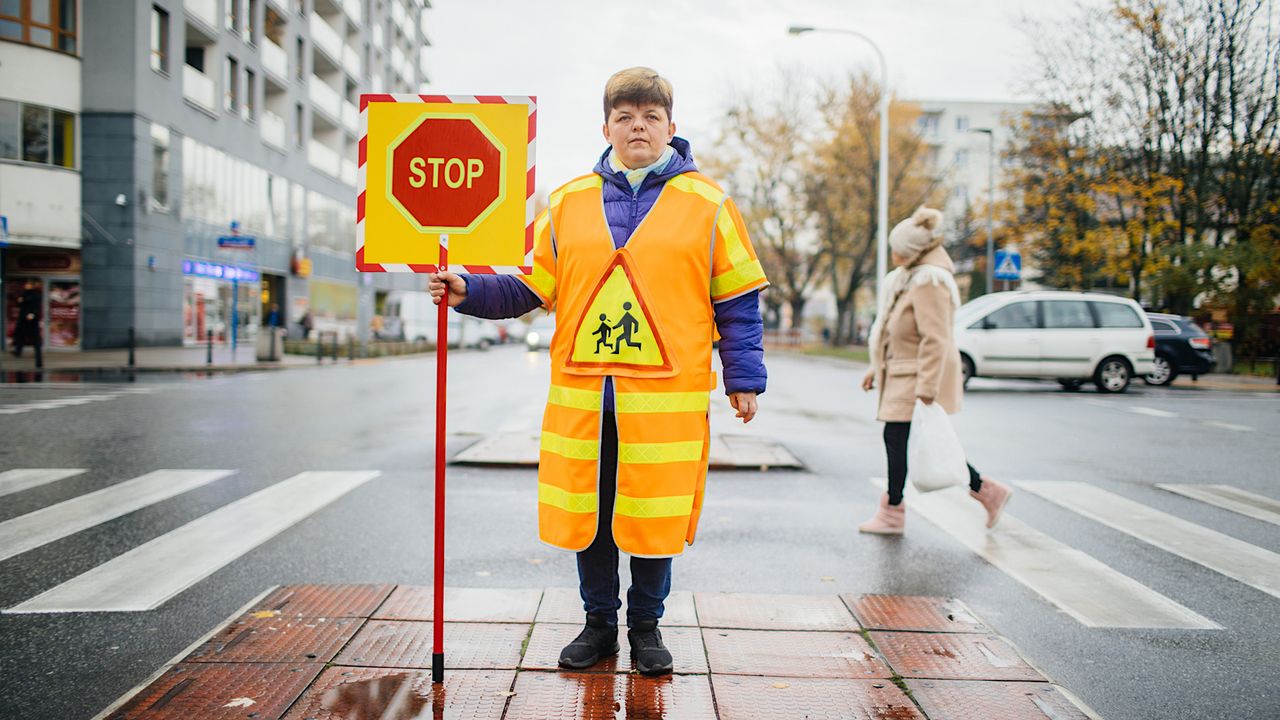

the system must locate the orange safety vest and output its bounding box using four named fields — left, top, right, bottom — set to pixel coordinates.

left=518, top=171, right=768, bottom=558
